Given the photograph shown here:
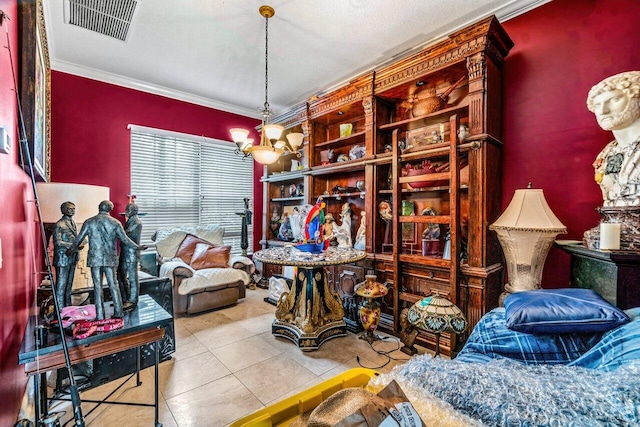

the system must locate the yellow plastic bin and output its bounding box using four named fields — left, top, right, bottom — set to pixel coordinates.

left=230, top=368, right=379, bottom=427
